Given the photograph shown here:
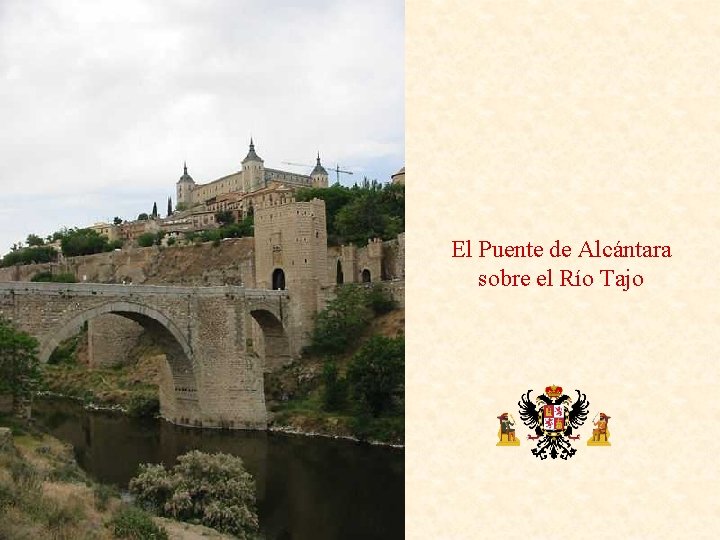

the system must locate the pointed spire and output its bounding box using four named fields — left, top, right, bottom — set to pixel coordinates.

left=178, top=161, right=194, bottom=183
left=311, top=151, right=327, bottom=176
left=242, top=137, right=263, bottom=164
